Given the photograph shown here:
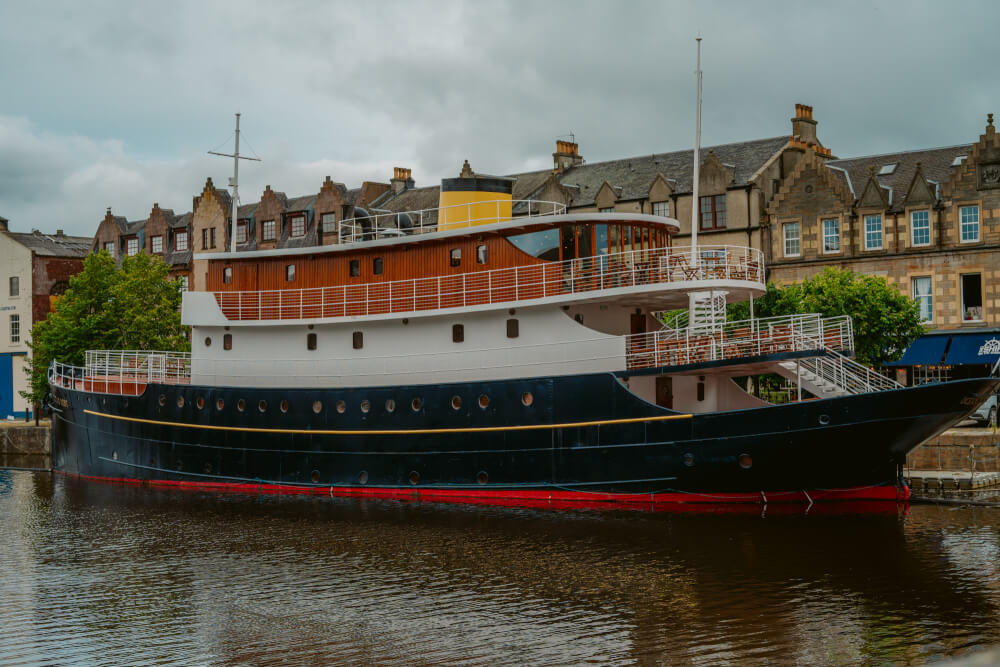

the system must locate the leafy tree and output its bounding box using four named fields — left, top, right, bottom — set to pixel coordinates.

left=22, top=251, right=190, bottom=405
left=728, top=267, right=924, bottom=366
